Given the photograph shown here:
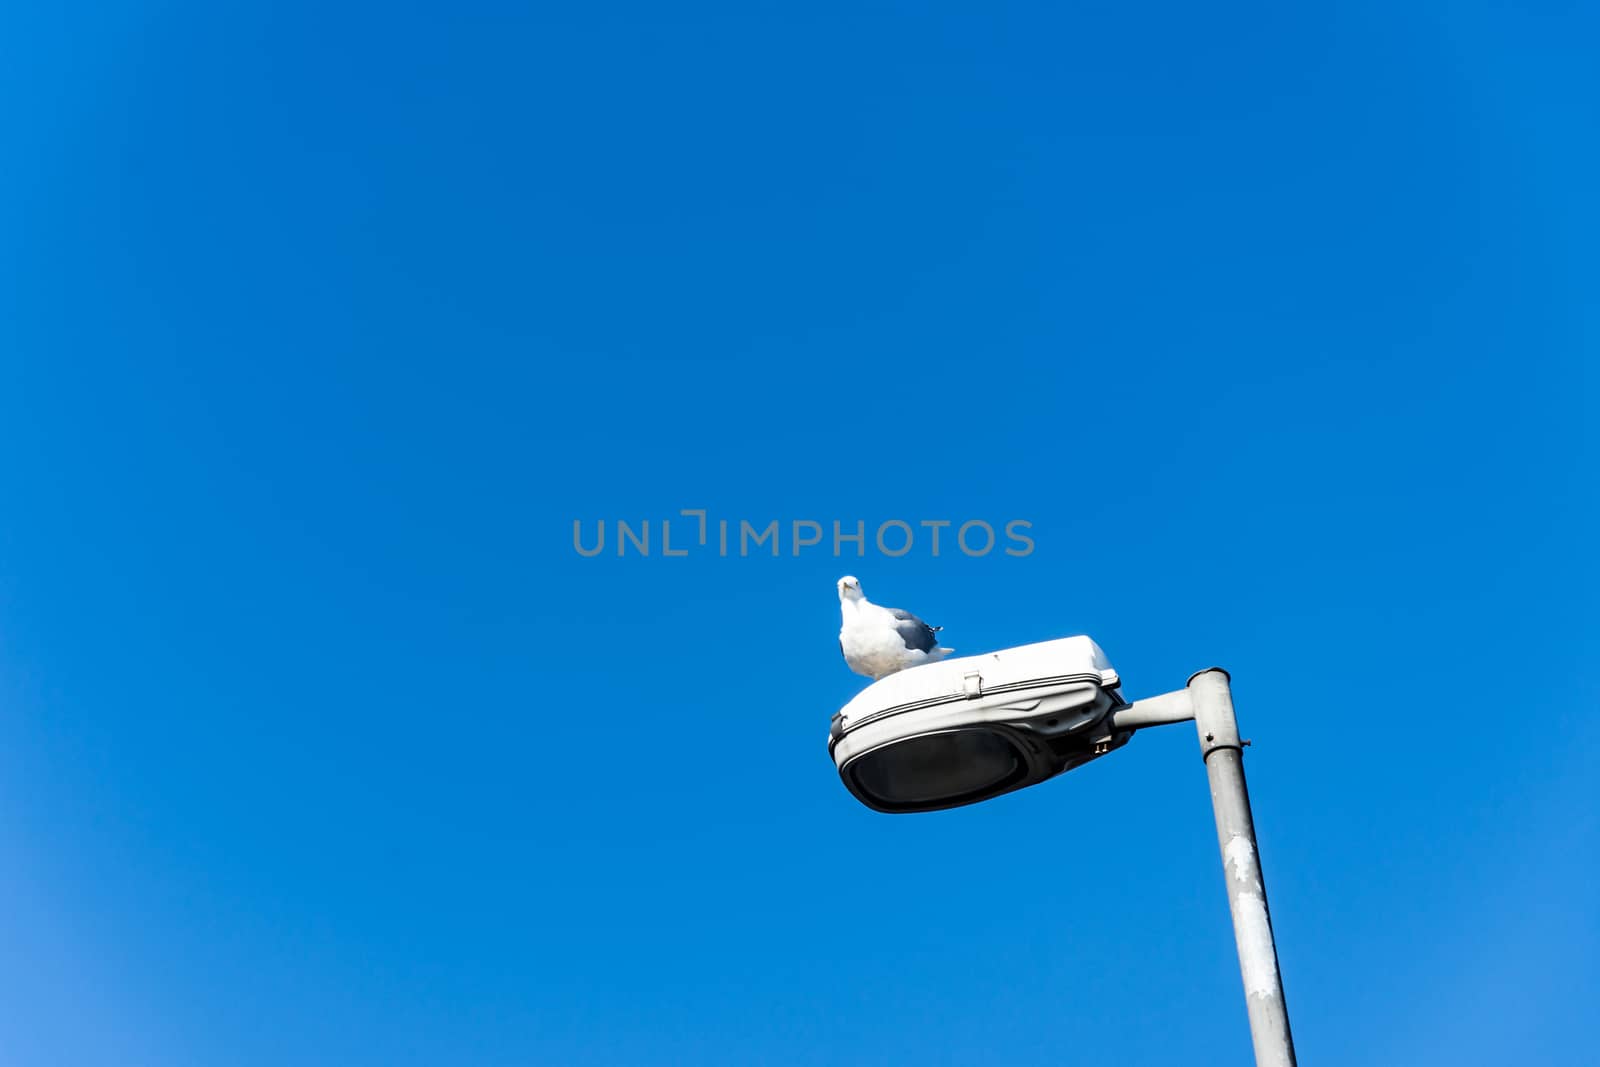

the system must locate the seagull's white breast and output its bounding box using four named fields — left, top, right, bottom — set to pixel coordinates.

left=840, top=601, right=941, bottom=680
